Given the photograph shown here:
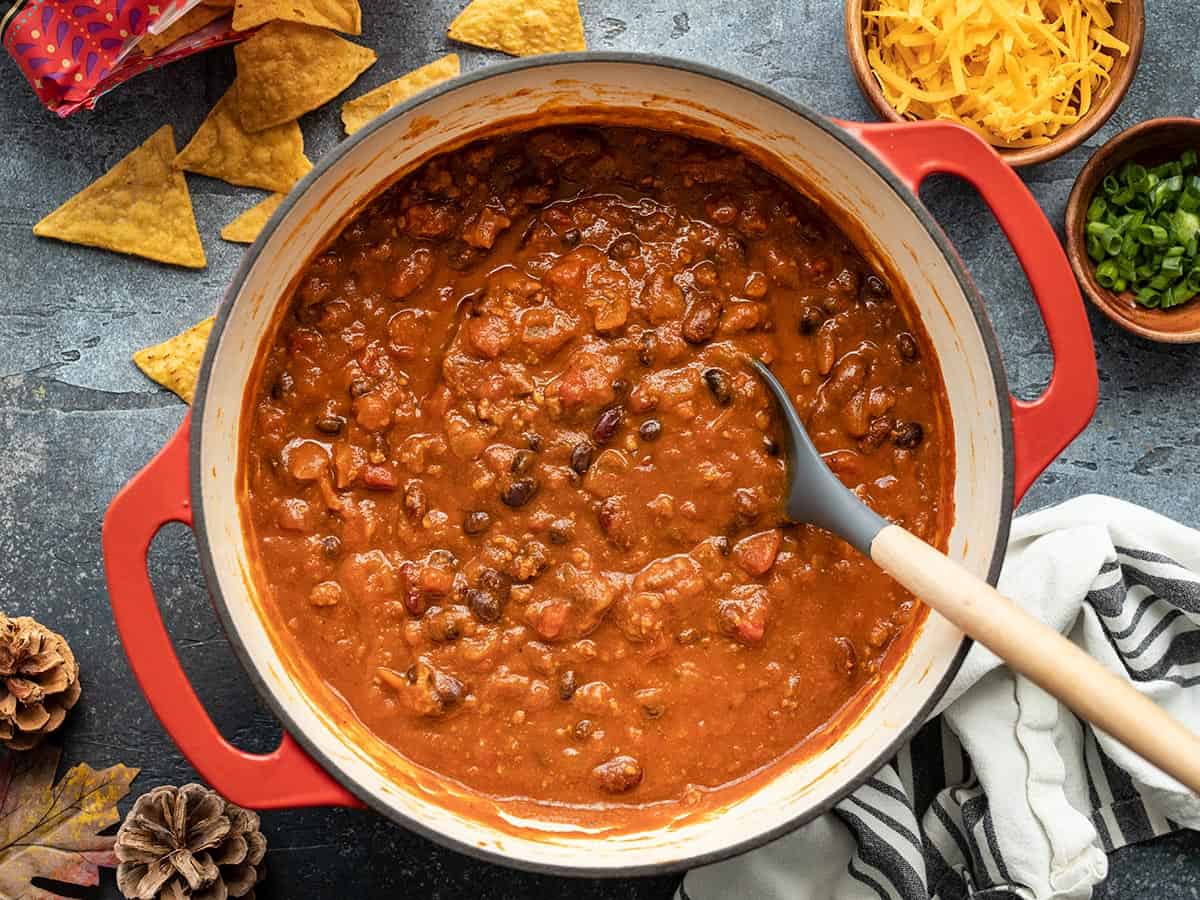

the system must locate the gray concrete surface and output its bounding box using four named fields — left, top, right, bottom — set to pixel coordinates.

left=0, top=1, right=1196, bottom=897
